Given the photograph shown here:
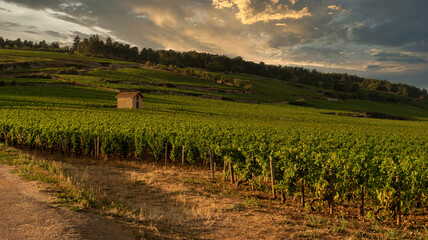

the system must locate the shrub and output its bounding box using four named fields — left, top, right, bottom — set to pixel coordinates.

left=57, top=67, right=78, bottom=74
